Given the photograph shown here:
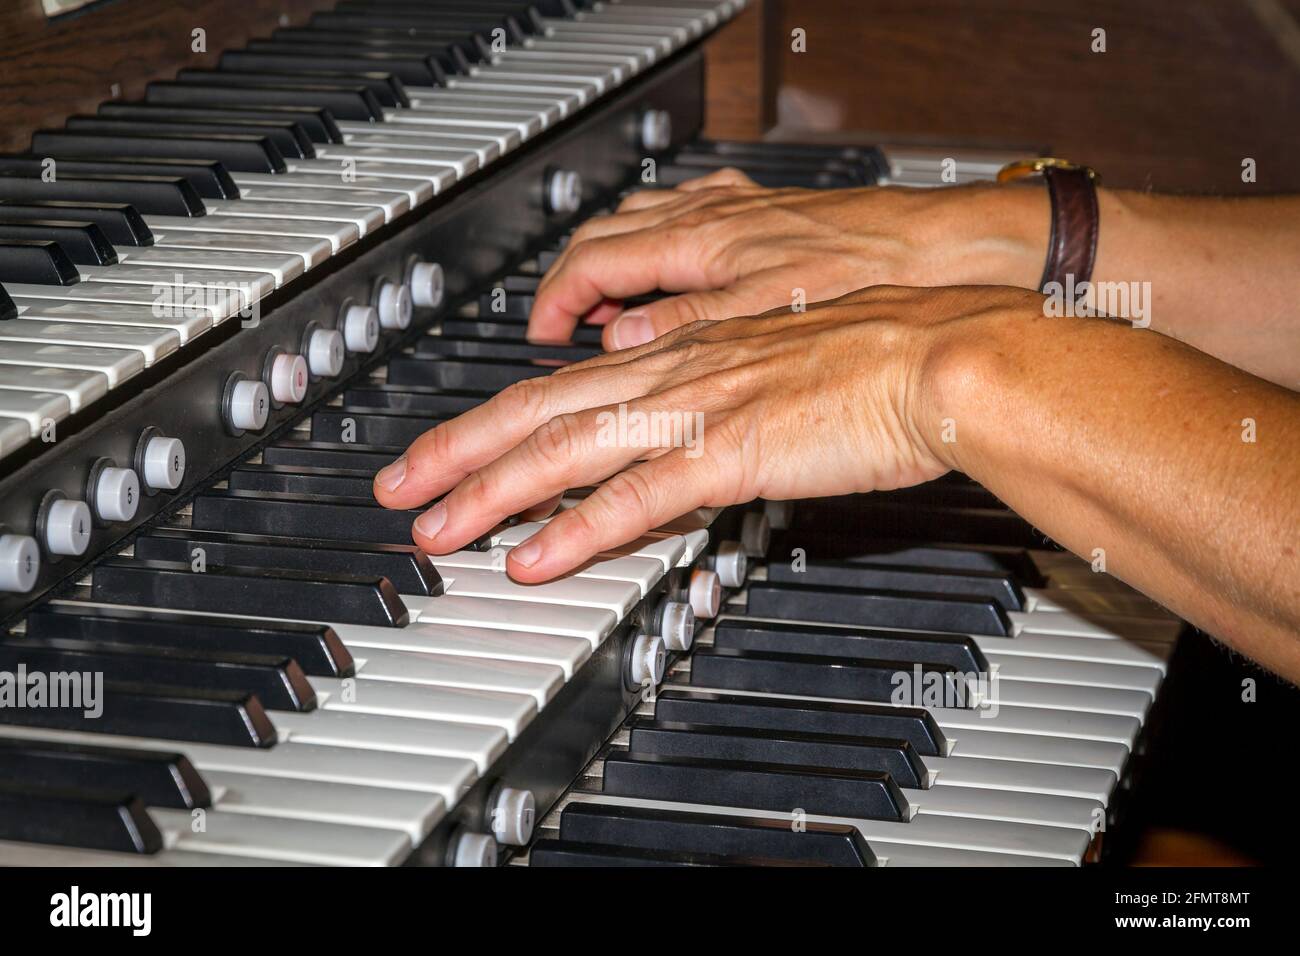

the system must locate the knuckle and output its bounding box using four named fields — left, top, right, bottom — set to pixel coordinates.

left=496, top=377, right=551, bottom=424
left=598, top=470, right=658, bottom=520
left=529, top=413, right=584, bottom=470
